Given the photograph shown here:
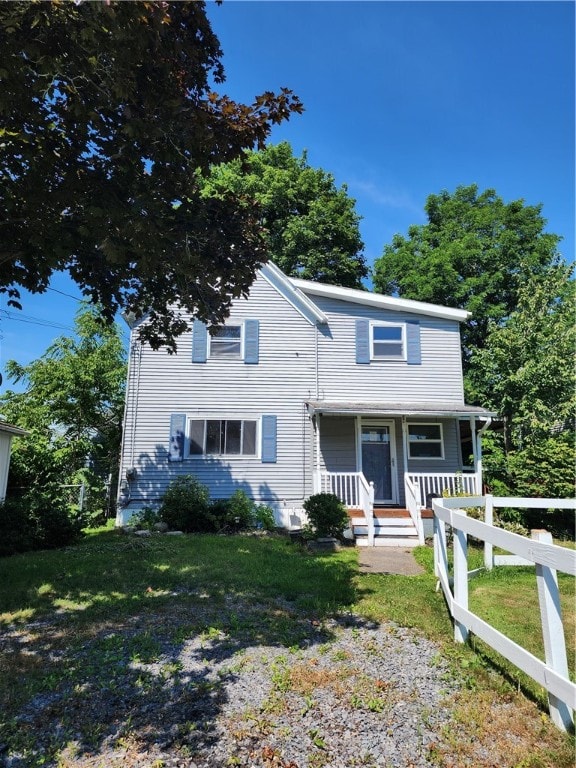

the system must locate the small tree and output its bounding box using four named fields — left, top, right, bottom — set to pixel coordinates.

left=303, top=493, right=349, bottom=539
